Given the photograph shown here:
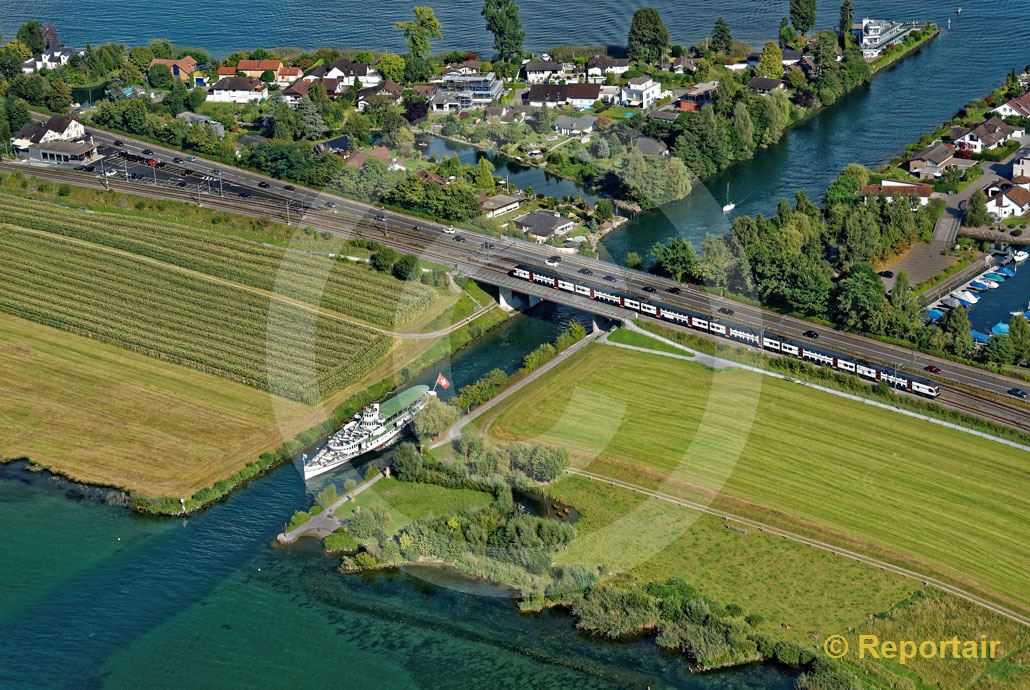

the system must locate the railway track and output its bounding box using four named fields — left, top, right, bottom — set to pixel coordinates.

left=3, top=162, right=1028, bottom=433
